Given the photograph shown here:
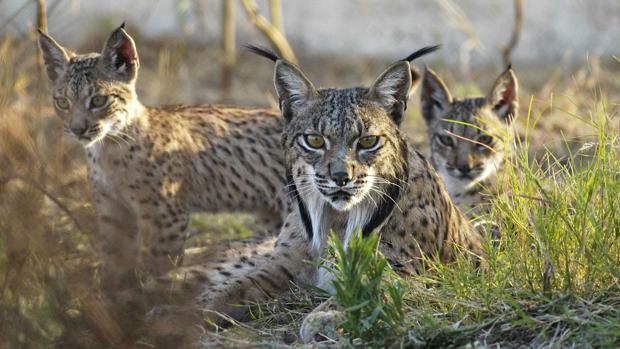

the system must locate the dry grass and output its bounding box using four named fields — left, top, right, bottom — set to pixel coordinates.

left=0, top=30, right=618, bottom=348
